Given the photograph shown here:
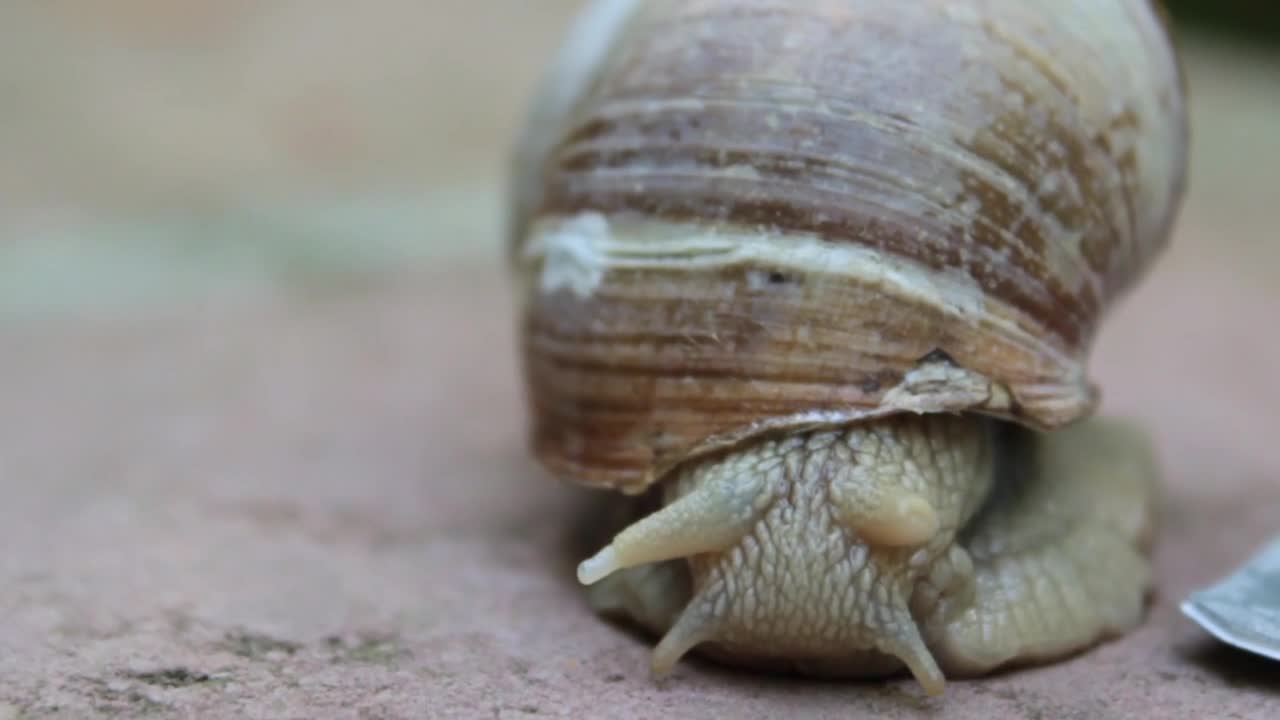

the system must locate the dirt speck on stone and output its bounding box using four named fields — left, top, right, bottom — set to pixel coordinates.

left=124, top=668, right=216, bottom=688
left=325, top=633, right=410, bottom=666
left=219, top=632, right=302, bottom=661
